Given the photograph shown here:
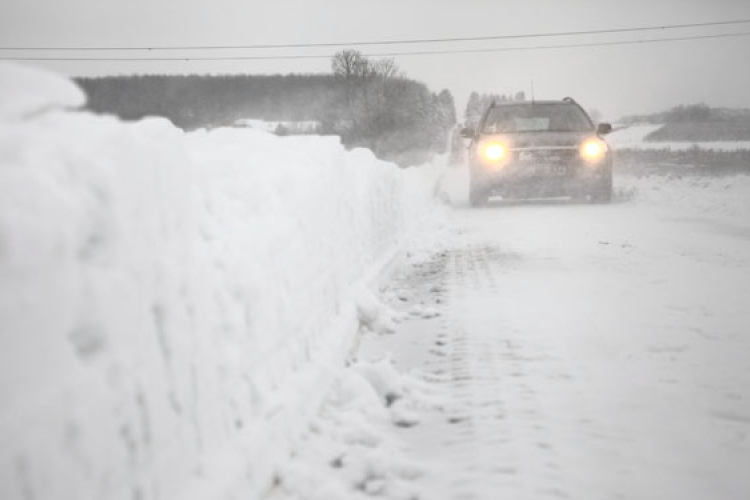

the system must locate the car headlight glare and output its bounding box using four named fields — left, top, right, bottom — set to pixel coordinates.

left=484, top=143, right=506, bottom=161
left=581, top=138, right=606, bottom=160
